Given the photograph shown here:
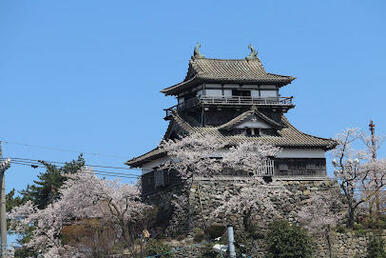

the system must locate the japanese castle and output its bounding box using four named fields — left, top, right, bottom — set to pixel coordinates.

left=126, top=44, right=336, bottom=194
